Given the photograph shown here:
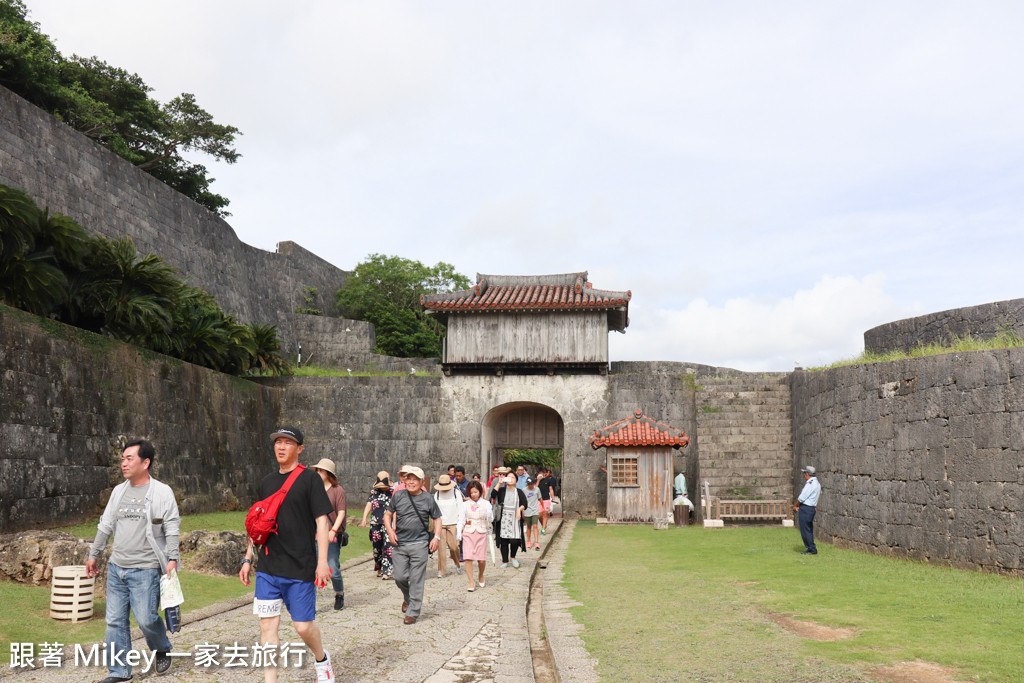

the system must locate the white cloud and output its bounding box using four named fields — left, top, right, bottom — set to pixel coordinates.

left=610, top=274, right=915, bottom=371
